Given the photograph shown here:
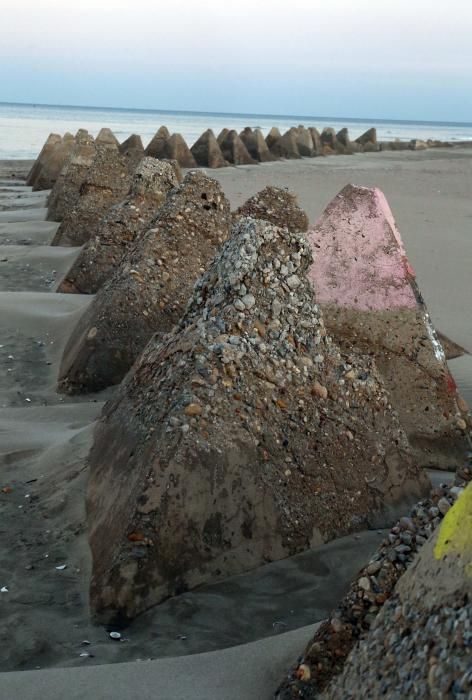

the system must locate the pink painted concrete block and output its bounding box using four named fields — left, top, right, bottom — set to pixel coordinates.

left=308, top=185, right=418, bottom=312
left=307, top=183, right=470, bottom=469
